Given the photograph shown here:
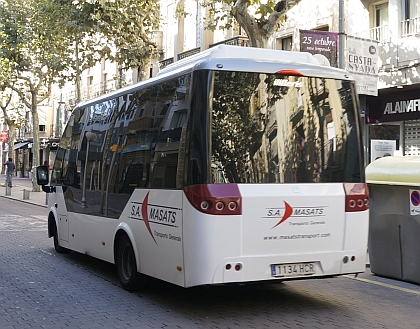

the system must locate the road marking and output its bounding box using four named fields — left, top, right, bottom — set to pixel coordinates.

left=31, top=215, right=47, bottom=221
left=344, top=275, right=420, bottom=295
left=0, top=214, right=46, bottom=231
